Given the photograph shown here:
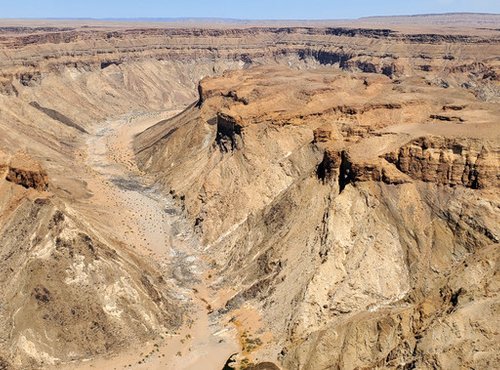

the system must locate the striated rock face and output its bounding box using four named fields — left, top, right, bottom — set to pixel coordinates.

left=385, top=137, right=499, bottom=189
left=5, top=153, right=49, bottom=191
left=317, top=149, right=411, bottom=190
left=1, top=19, right=500, bottom=105
left=136, top=65, right=499, bottom=370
